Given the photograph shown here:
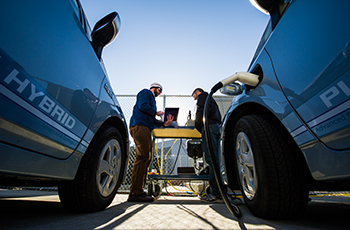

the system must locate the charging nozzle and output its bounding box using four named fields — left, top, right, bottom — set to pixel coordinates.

left=211, top=71, right=259, bottom=94
left=221, top=71, right=259, bottom=87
